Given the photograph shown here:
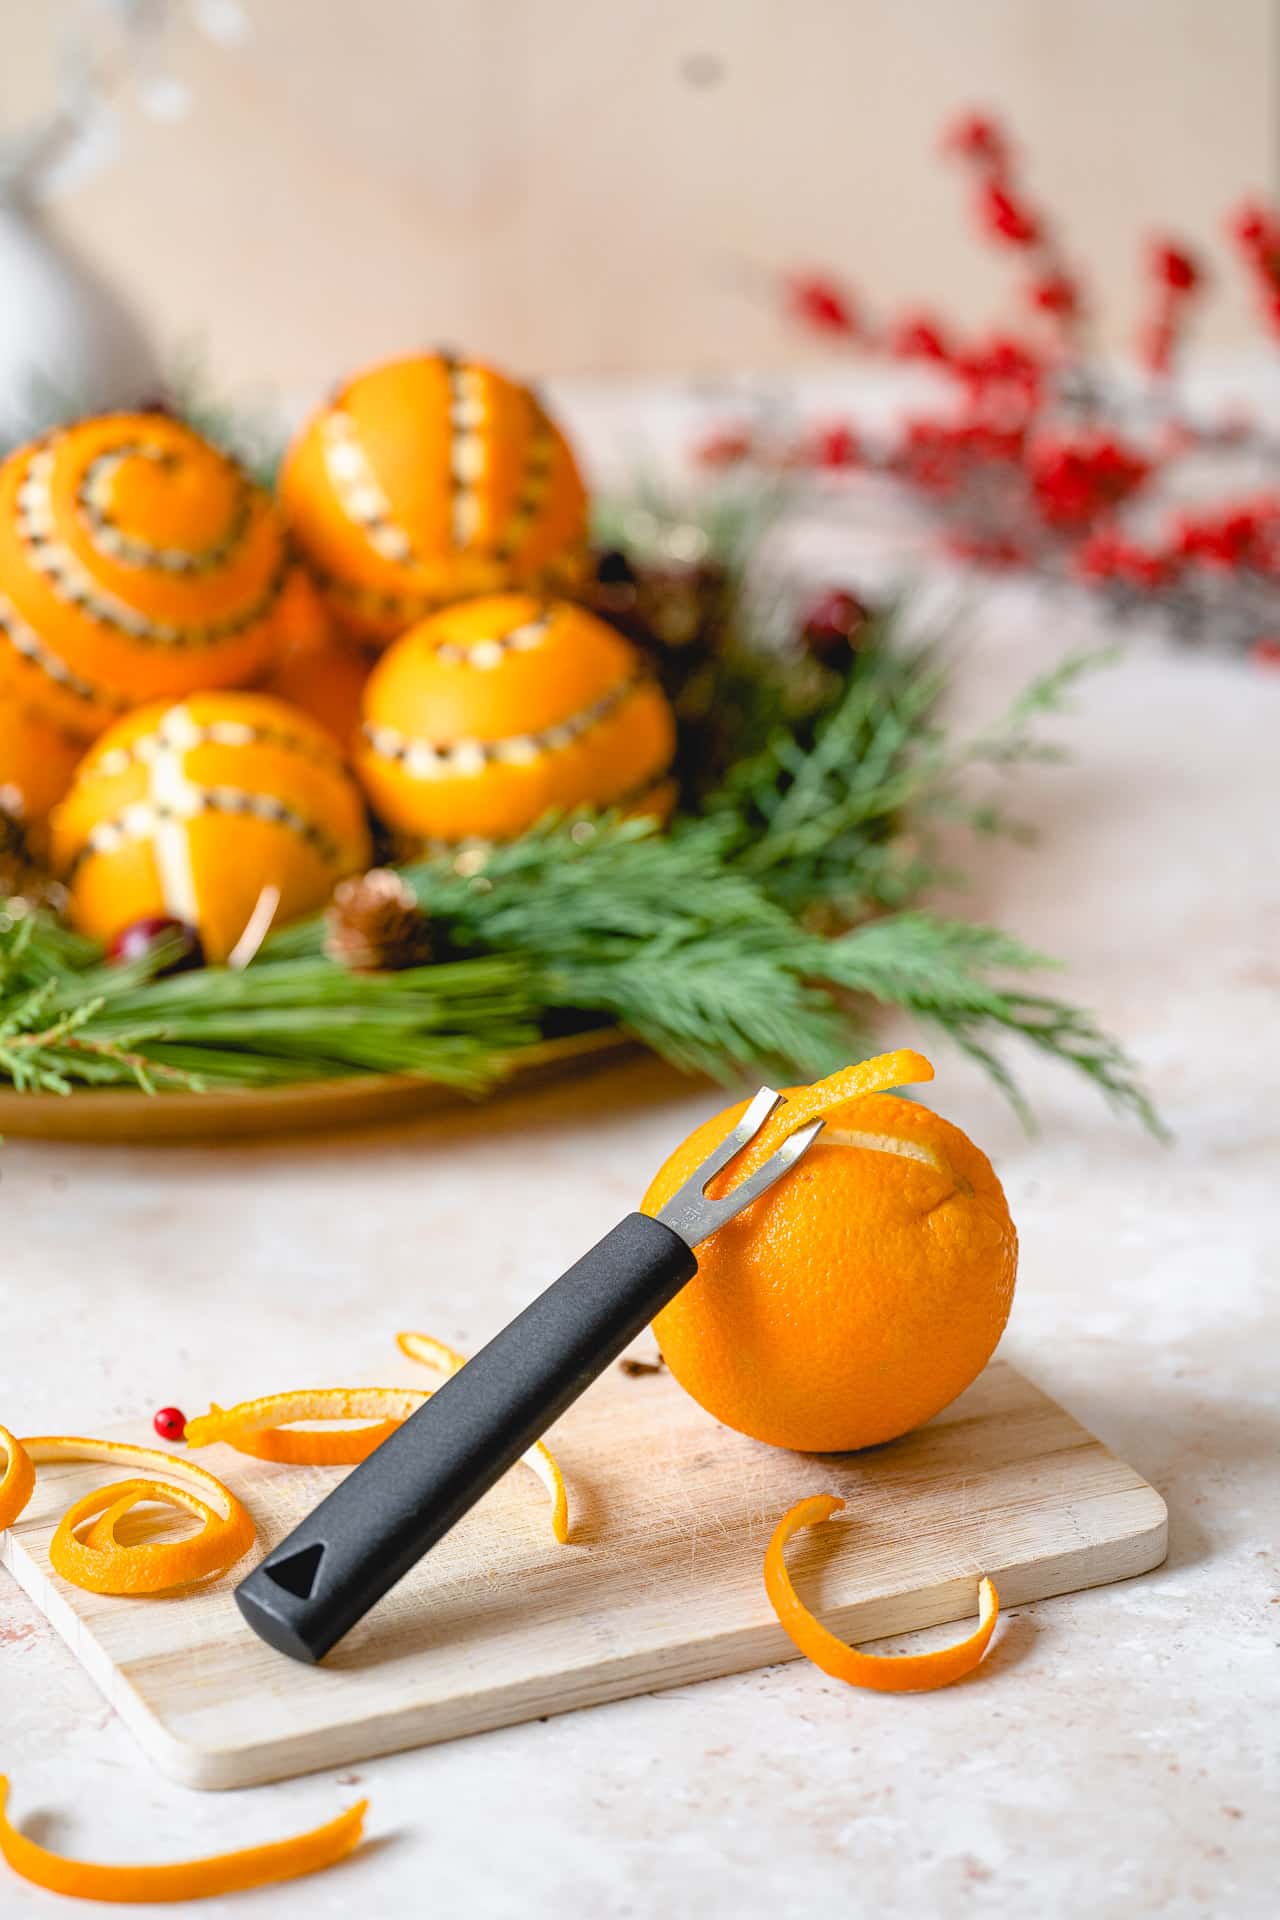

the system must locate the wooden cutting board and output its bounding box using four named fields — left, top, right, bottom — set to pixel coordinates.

left=0, top=1358, right=1166, bottom=1791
